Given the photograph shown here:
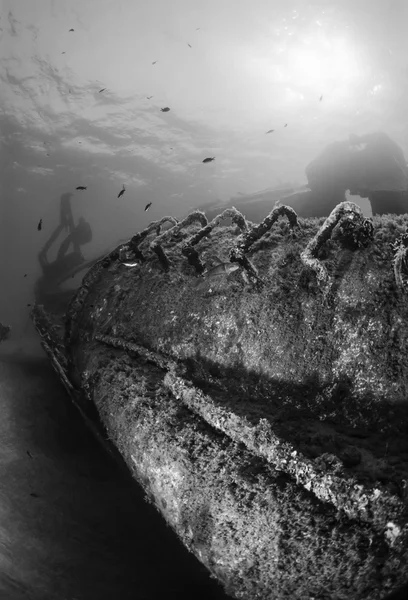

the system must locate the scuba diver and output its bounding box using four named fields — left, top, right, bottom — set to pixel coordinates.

left=35, top=193, right=93, bottom=314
